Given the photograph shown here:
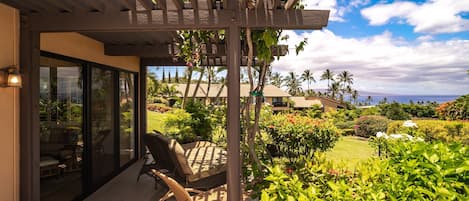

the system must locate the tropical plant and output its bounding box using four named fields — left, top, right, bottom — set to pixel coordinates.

left=320, top=69, right=334, bottom=96
left=355, top=115, right=391, bottom=138
left=301, top=69, right=315, bottom=95
left=270, top=72, right=283, bottom=88
left=263, top=114, right=340, bottom=164
left=283, top=71, right=303, bottom=96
